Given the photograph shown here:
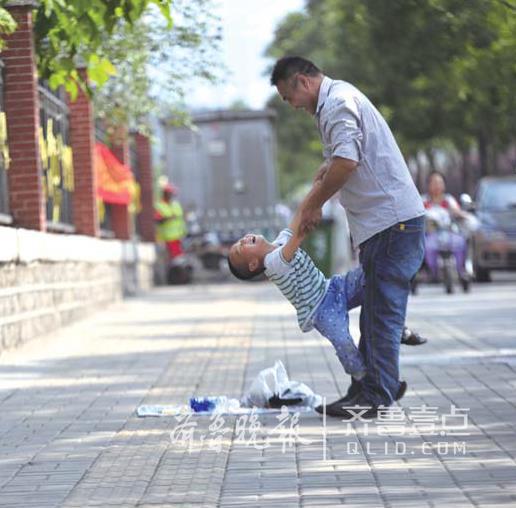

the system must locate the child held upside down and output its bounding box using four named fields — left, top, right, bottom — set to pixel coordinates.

left=227, top=190, right=373, bottom=392
left=228, top=191, right=419, bottom=414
